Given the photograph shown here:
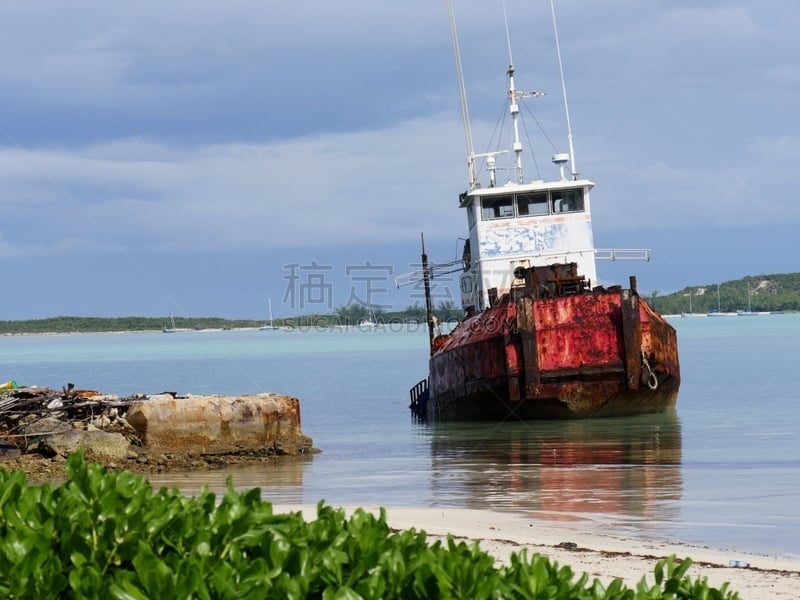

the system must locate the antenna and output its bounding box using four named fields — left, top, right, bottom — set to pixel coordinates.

left=502, top=1, right=546, bottom=184
left=502, top=0, right=514, bottom=66
left=501, top=1, right=526, bottom=183
left=445, top=0, right=477, bottom=189
left=550, top=0, right=578, bottom=180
